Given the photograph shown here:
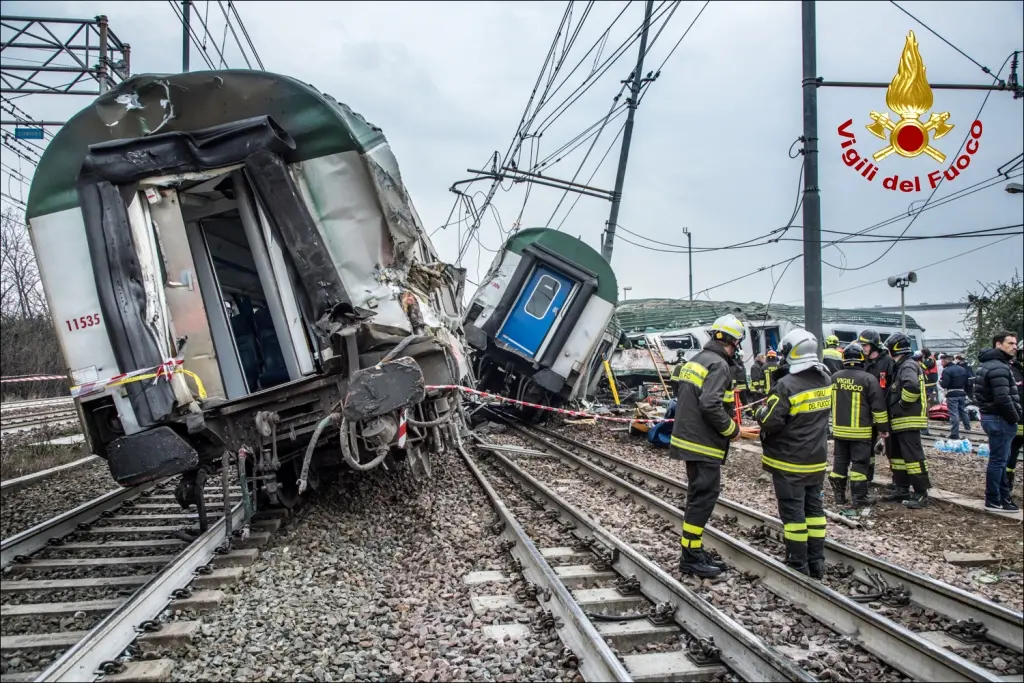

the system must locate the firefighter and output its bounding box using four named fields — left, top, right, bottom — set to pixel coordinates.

left=829, top=342, right=890, bottom=508
left=732, top=350, right=750, bottom=416
left=823, top=335, right=844, bottom=375
left=750, top=353, right=767, bottom=404
left=755, top=329, right=833, bottom=579
left=1004, top=348, right=1022, bottom=505
left=859, top=329, right=894, bottom=485
left=670, top=314, right=746, bottom=578
left=884, top=332, right=931, bottom=508
left=669, top=352, right=686, bottom=396
left=763, top=349, right=781, bottom=394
